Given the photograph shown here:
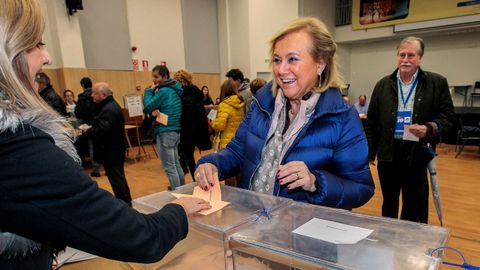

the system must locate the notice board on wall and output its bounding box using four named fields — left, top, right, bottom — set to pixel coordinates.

left=124, top=95, right=143, bottom=118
